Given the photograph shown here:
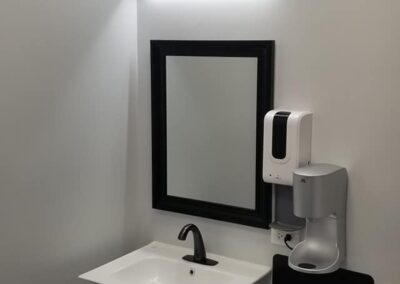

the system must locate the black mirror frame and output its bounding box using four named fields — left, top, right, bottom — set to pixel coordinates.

left=151, top=40, right=274, bottom=229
